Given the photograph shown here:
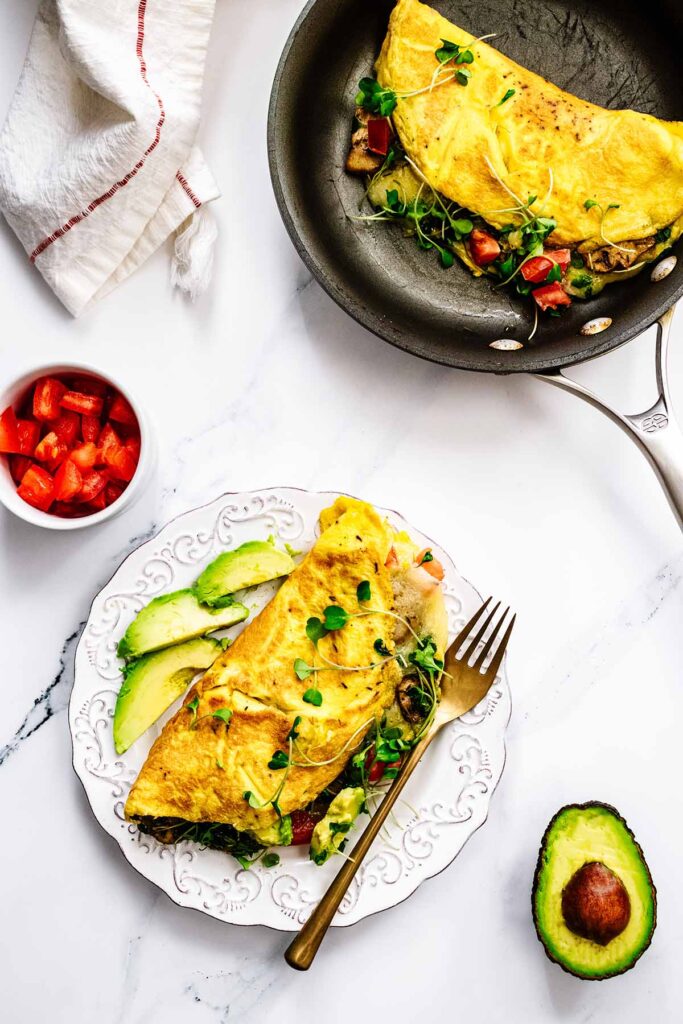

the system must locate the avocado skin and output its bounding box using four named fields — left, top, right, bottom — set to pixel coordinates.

left=532, top=801, right=657, bottom=981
